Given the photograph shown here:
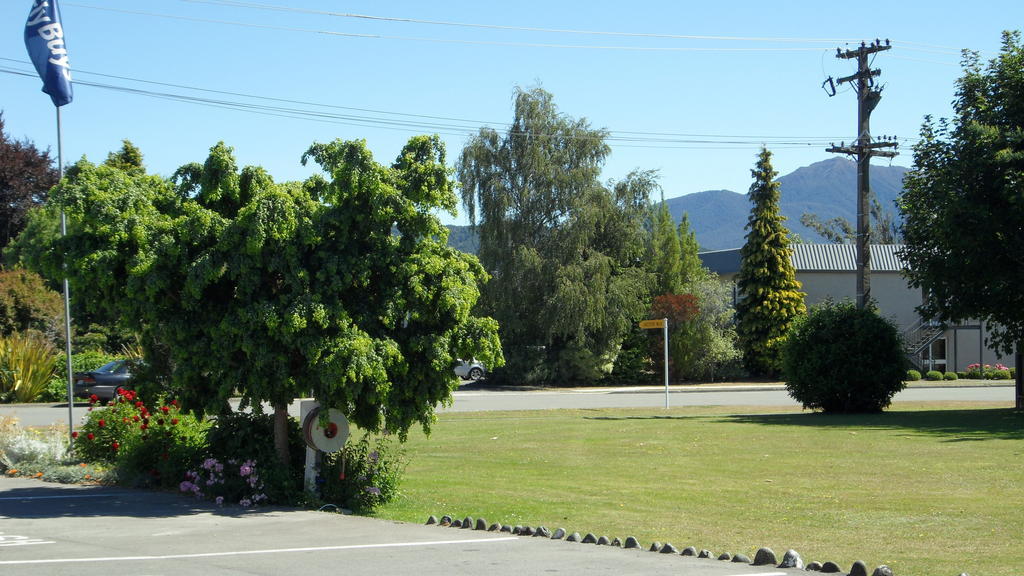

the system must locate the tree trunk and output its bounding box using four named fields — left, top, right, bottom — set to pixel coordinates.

left=1016, top=345, right=1023, bottom=411
left=273, top=403, right=290, bottom=465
